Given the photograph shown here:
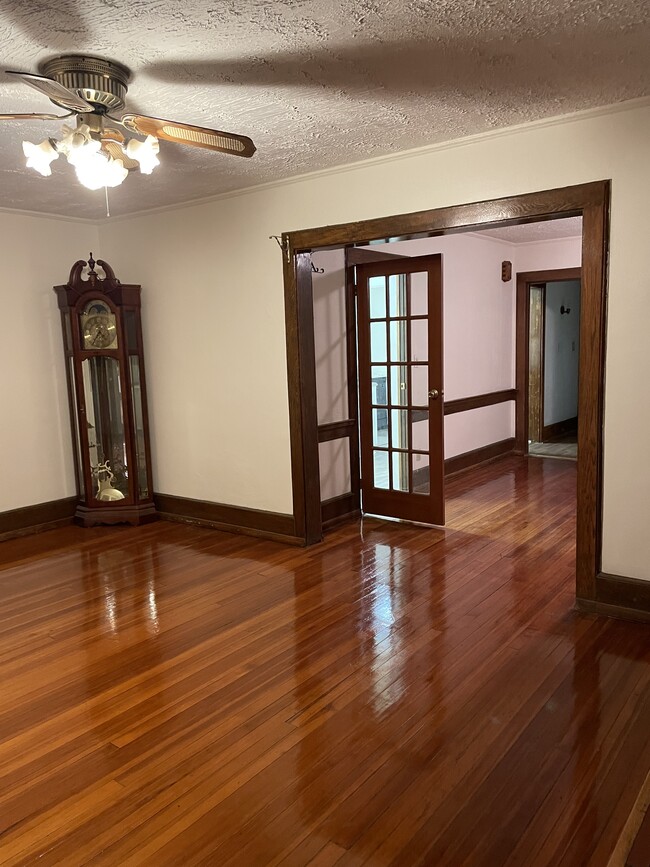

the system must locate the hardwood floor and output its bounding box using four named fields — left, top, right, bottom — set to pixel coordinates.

left=1, top=456, right=649, bottom=866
